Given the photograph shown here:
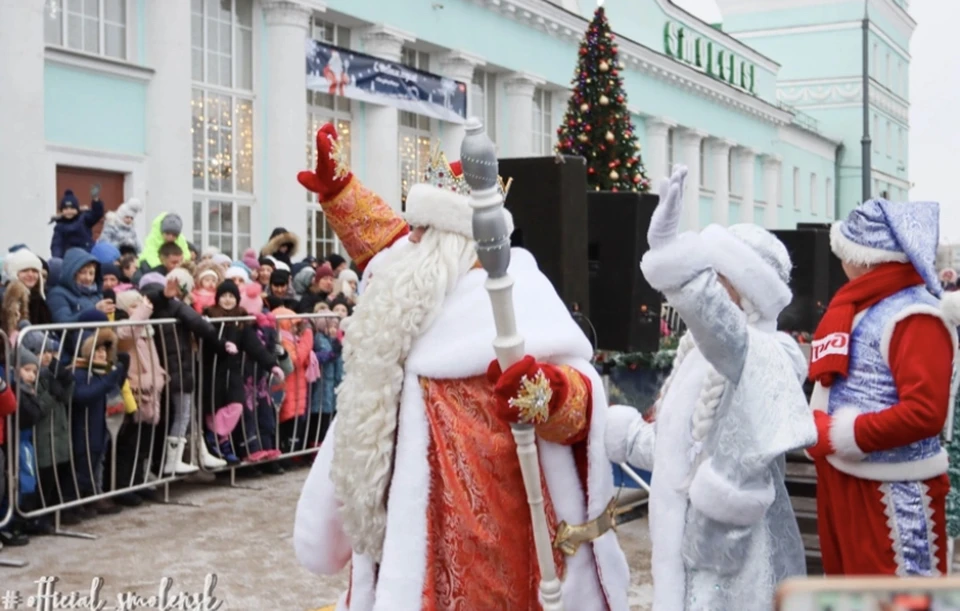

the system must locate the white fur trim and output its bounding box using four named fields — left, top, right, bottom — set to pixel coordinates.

left=701, top=224, right=793, bottom=322
left=942, top=292, right=960, bottom=327
left=830, top=221, right=910, bottom=266
left=829, top=407, right=867, bottom=460
left=688, top=458, right=776, bottom=527
left=827, top=449, right=948, bottom=482
left=879, top=305, right=959, bottom=366
left=403, top=183, right=514, bottom=240
left=639, top=232, right=711, bottom=292
left=604, top=404, right=645, bottom=465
